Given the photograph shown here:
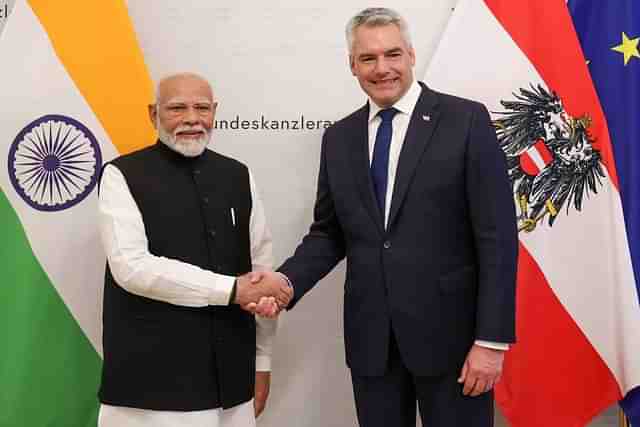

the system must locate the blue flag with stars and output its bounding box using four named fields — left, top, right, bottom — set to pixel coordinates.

left=568, top=0, right=640, bottom=424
